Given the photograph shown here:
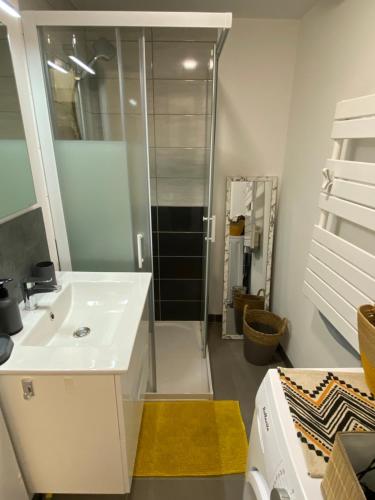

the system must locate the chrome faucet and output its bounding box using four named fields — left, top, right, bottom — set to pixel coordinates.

left=22, top=277, right=61, bottom=311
